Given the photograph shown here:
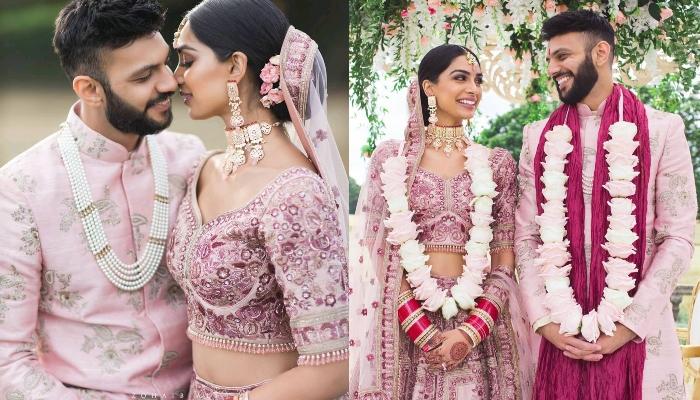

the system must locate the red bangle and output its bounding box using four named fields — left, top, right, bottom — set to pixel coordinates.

left=465, top=315, right=490, bottom=340
left=397, top=292, right=440, bottom=352
left=475, top=297, right=499, bottom=321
